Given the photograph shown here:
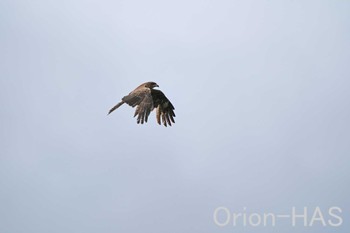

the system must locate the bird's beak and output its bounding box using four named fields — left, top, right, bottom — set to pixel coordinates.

left=155, top=84, right=159, bottom=87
